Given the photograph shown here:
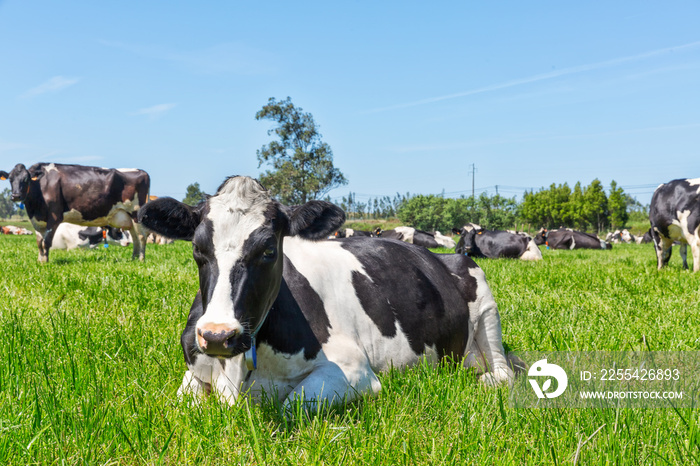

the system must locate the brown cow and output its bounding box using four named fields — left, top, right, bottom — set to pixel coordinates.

left=0, top=163, right=150, bottom=263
